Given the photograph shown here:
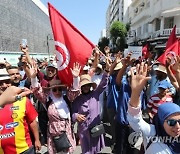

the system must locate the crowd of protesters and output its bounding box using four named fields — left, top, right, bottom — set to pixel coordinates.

left=0, top=44, right=179, bottom=154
